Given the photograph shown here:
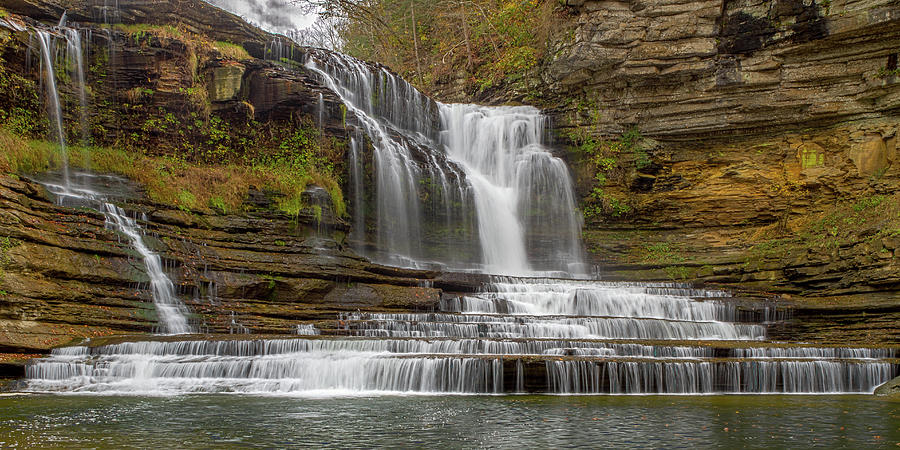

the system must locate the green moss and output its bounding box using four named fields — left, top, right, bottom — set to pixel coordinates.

left=176, top=190, right=197, bottom=211
left=642, top=242, right=686, bottom=265
left=209, top=196, right=227, bottom=213
left=0, top=235, right=19, bottom=278
left=663, top=265, right=691, bottom=280
left=0, top=59, right=44, bottom=137
left=312, top=205, right=323, bottom=224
